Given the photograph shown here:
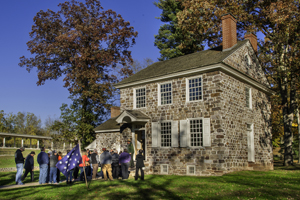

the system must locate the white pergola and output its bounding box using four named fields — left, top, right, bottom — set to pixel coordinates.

left=0, top=132, right=52, bottom=149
